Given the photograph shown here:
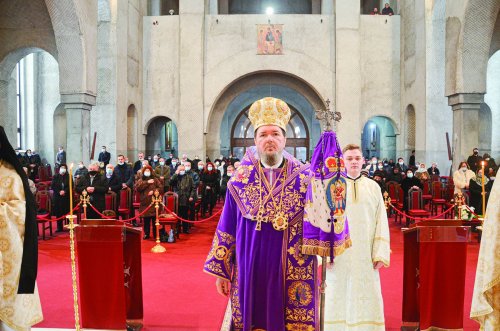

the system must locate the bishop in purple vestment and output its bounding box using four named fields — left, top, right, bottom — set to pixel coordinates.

left=204, top=97, right=319, bottom=331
